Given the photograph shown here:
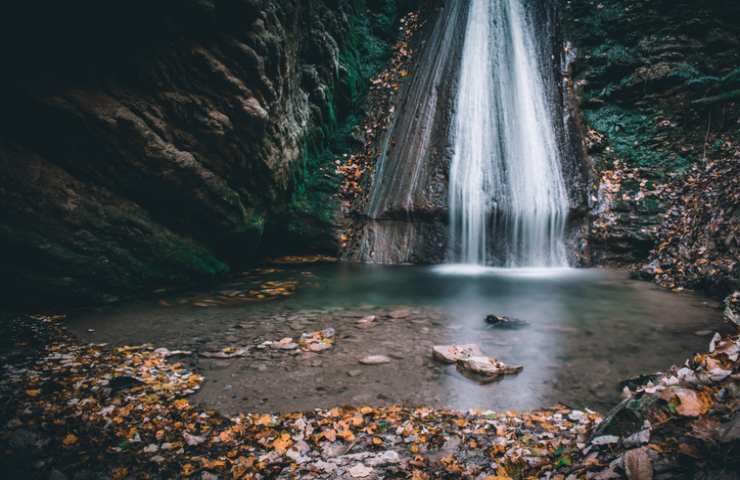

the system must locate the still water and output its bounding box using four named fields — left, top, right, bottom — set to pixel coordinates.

left=69, top=265, right=722, bottom=413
